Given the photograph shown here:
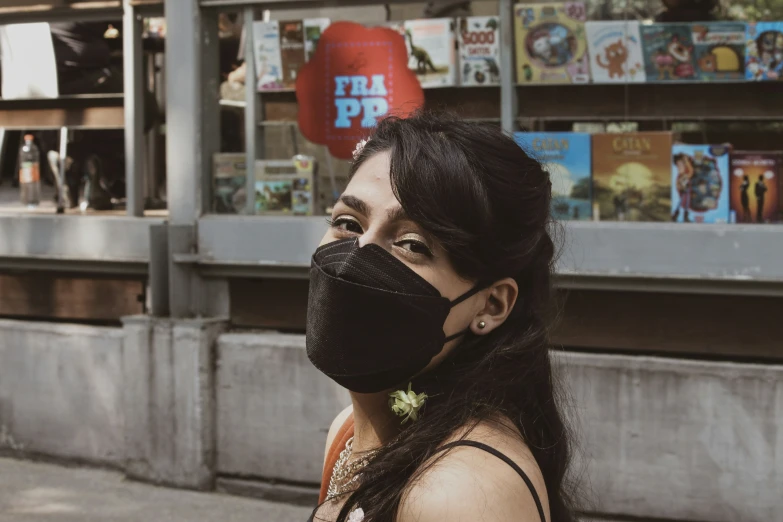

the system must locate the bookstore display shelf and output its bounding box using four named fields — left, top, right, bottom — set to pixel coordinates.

left=0, top=214, right=163, bottom=275
left=195, top=215, right=783, bottom=296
